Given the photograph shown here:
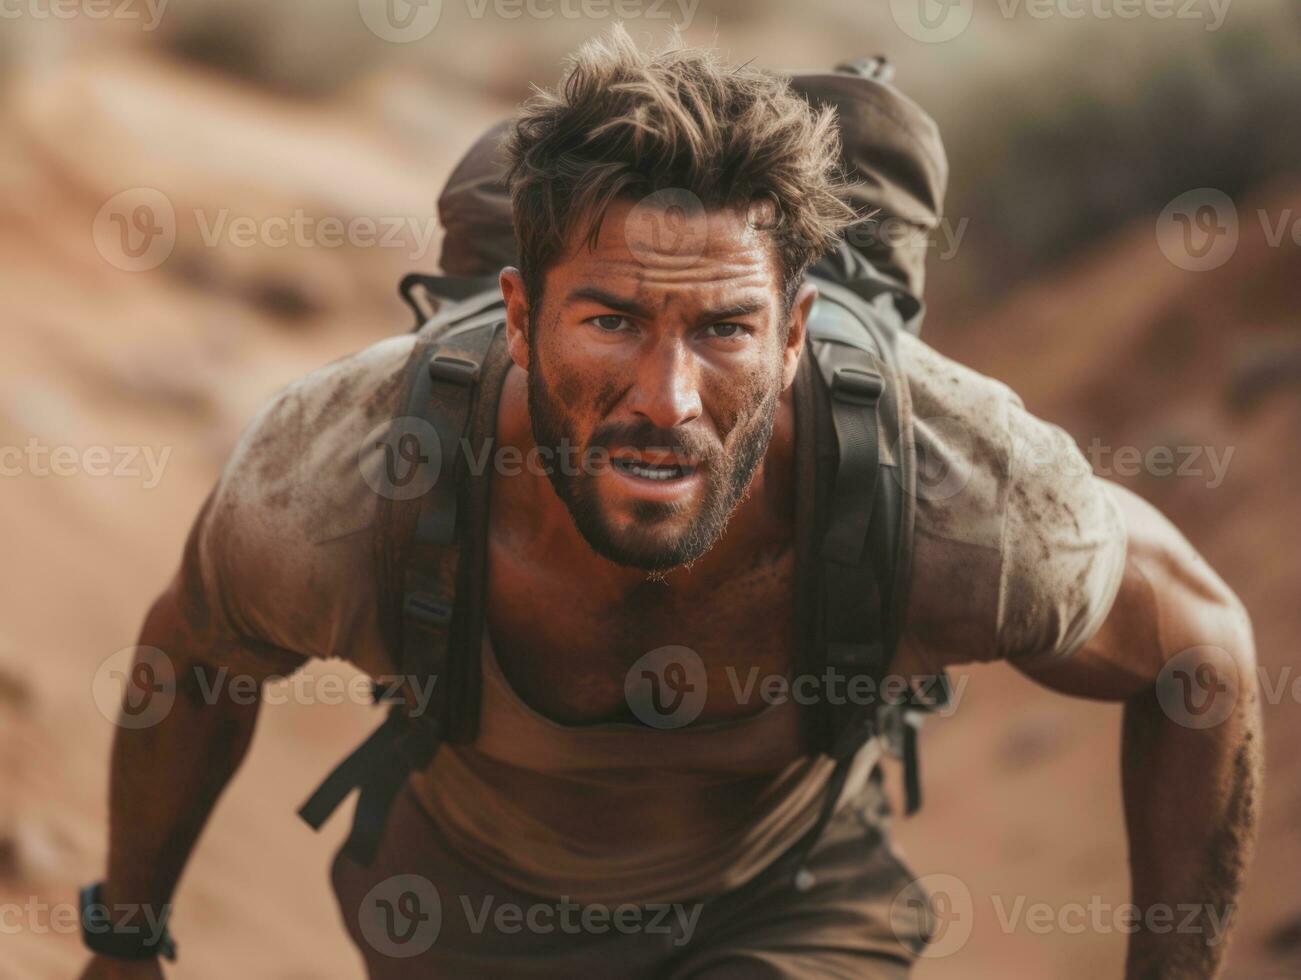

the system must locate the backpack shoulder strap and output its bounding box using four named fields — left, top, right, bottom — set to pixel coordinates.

left=806, top=274, right=947, bottom=812
left=299, top=290, right=509, bottom=865
left=378, top=313, right=507, bottom=741
left=787, top=274, right=948, bottom=891
left=806, top=277, right=913, bottom=736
